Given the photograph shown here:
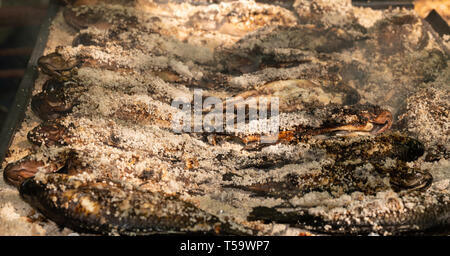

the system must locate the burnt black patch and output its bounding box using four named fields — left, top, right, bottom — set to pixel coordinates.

left=72, top=33, right=98, bottom=47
